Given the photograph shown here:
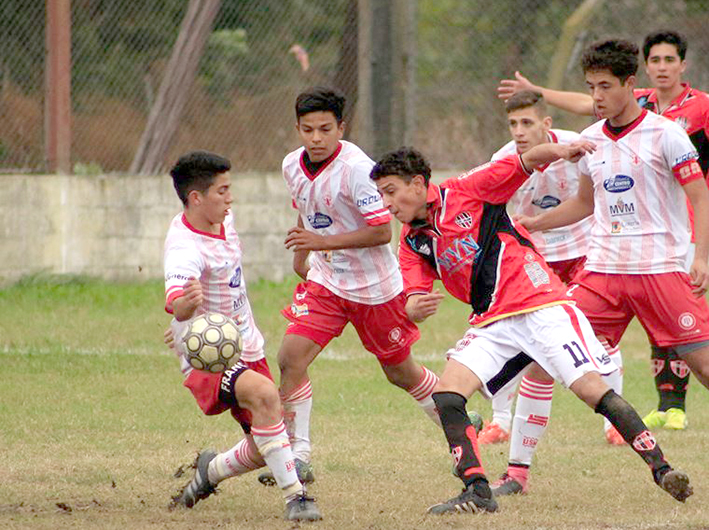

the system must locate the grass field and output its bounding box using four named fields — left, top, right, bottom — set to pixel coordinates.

left=1, top=276, right=708, bottom=530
